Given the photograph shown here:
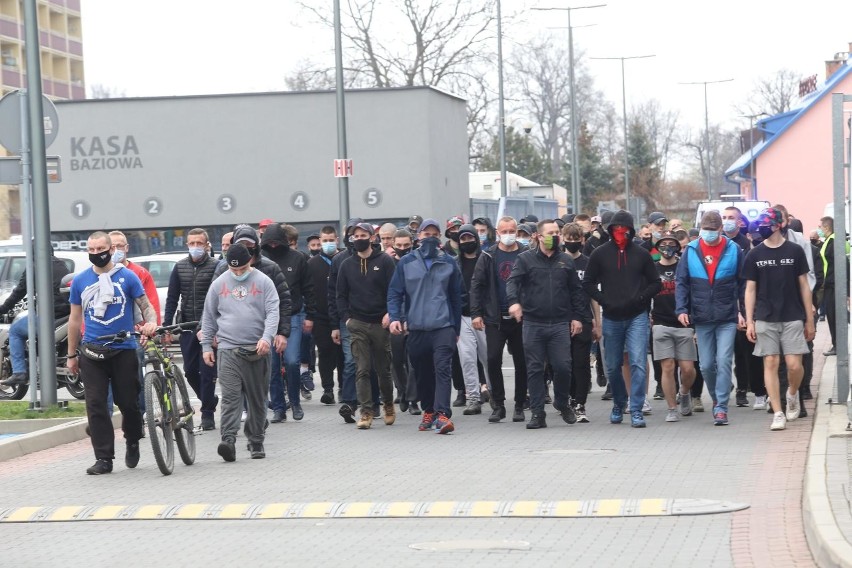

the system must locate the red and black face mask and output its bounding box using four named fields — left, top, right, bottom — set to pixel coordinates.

left=611, top=226, right=630, bottom=249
